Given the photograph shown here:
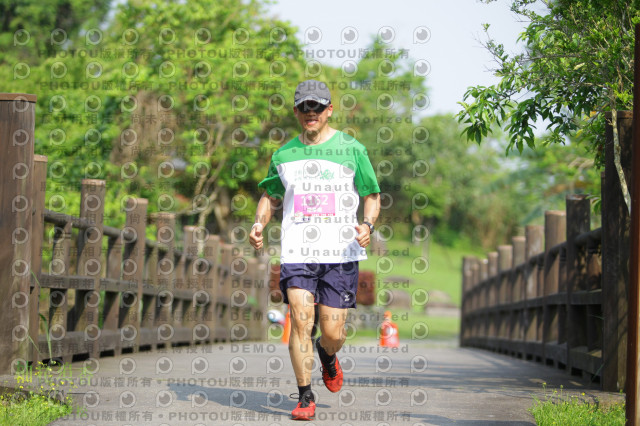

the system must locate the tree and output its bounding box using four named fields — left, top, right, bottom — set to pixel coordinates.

left=6, top=0, right=579, bottom=251
left=1, top=0, right=307, bottom=245
left=456, top=0, right=639, bottom=212
left=107, top=0, right=306, bottom=238
left=0, top=0, right=111, bottom=44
